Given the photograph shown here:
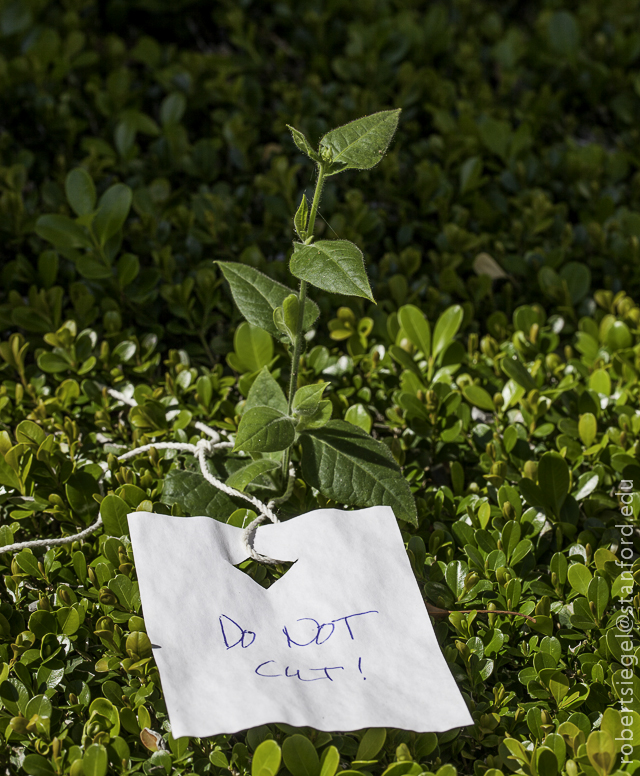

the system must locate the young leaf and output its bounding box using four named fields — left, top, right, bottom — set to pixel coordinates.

left=318, top=109, right=401, bottom=173
left=286, top=125, right=321, bottom=162
left=92, top=183, right=133, bottom=246
left=398, top=304, right=431, bottom=357
left=294, top=194, right=309, bottom=240
left=65, top=168, right=96, bottom=217
left=300, top=420, right=418, bottom=525
left=297, top=400, right=332, bottom=430
left=273, top=294, right=301, bottom=343
left=432, top=305, right=464, bottom=358
left=234, top=407, right=295, bottom=453
left=292, top=382, right=329, bottom=416
left=245, top=367, right=287, bottom=413
left=290, top=240, right=374, bottom=301
left=217, top=262, right=319, bottom=336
